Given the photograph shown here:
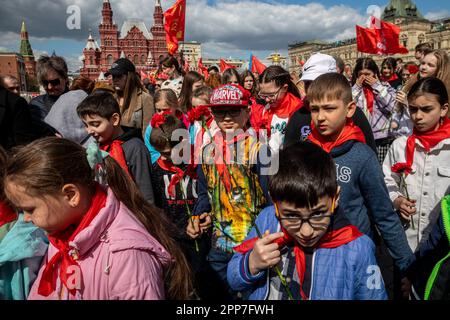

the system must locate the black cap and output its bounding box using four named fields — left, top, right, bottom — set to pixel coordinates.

left=105, top=58, right=136, bottom=77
